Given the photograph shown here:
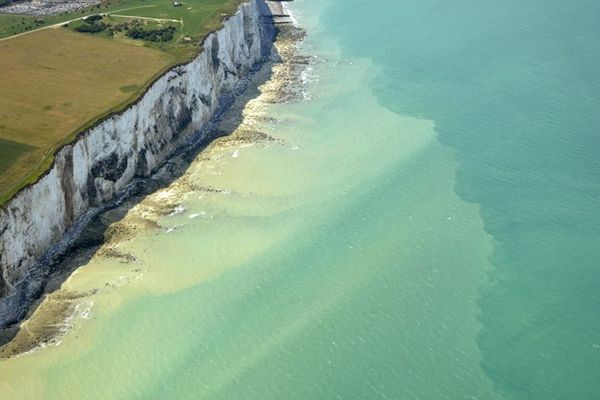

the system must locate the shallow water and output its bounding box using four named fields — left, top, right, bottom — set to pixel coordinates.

left=1, top=0, right=599, bottom=398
